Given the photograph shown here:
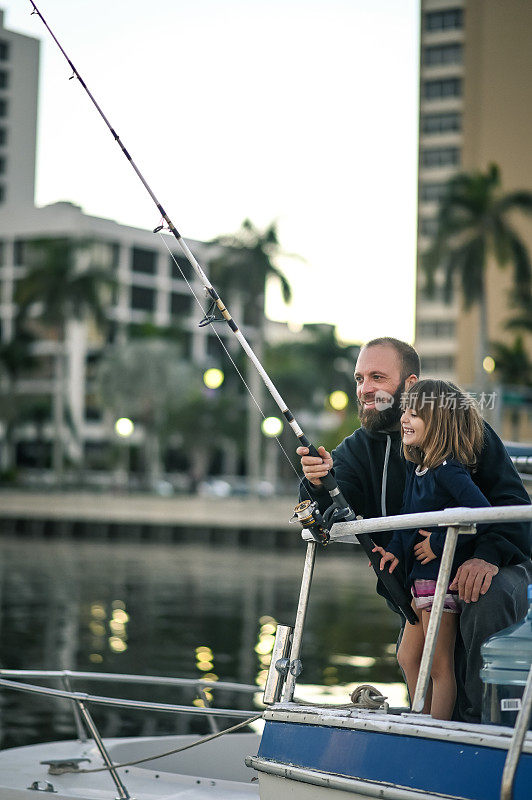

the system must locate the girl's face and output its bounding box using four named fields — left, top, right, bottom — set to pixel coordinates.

left=401, top=407, right=426, bottom=447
